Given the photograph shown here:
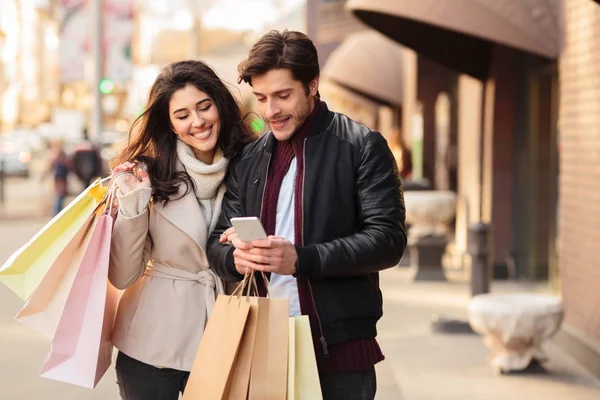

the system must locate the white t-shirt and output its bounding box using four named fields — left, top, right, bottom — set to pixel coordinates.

left=268, top=158, right=301, bottom=317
